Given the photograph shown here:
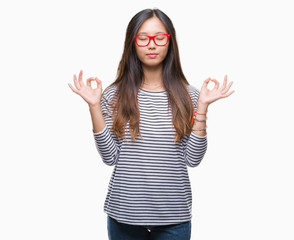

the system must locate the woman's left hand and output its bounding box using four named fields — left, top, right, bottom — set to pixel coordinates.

left=198, top=75, right=235, bottom=107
